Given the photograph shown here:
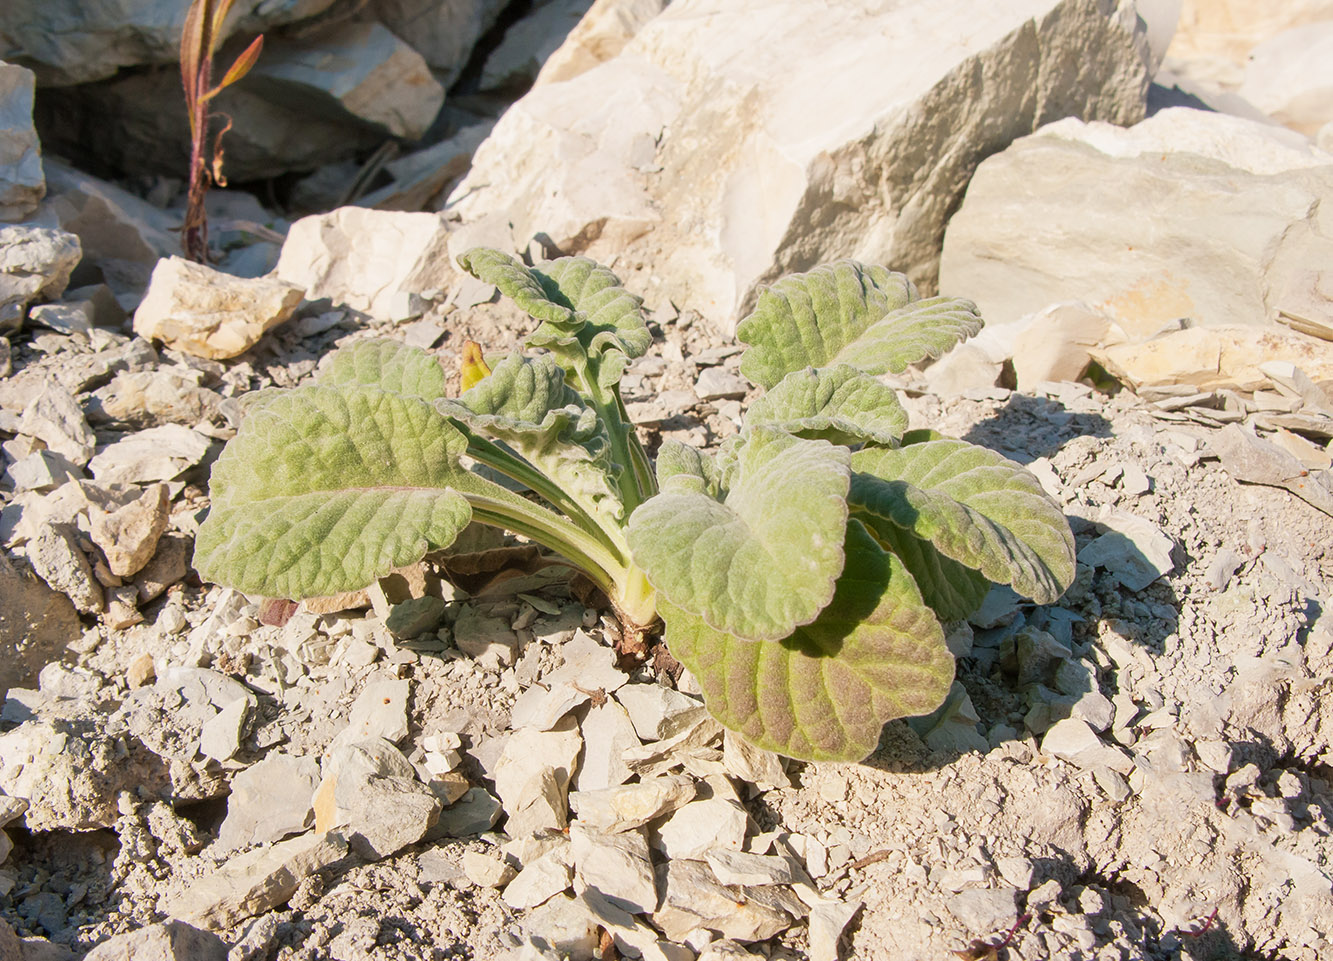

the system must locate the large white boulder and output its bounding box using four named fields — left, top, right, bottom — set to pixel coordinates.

left=939, top=108, right=1333, bottom=338
left=246, top=20, right=444, bottom=140
left=448, top=0, right=1152, bottom=333
left=1168, top=0, right=1333, bottom=63
left=1238, top=21, right=1333, bottom=140
left=367, top=0, right=510, bottom=86
left=0, top=62, right=42, bottom=222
